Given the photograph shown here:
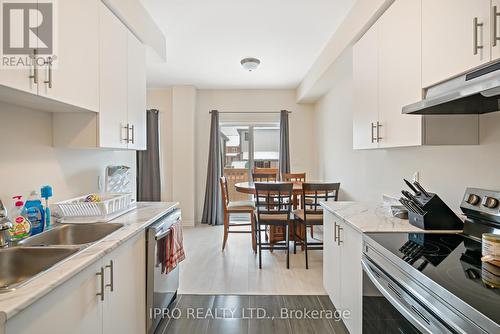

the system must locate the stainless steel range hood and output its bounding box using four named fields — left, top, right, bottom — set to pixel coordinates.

left=403, top=62, right=500, bottom=115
